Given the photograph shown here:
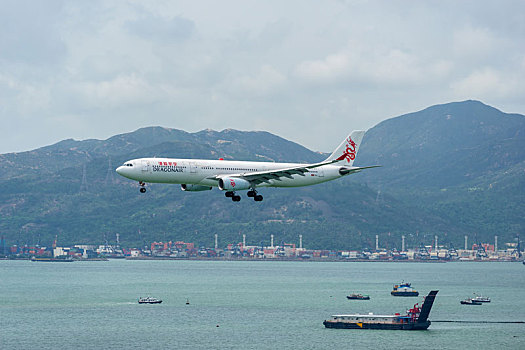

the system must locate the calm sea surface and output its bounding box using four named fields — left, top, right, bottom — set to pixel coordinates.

left=1, top=259, right=524, bottom=349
